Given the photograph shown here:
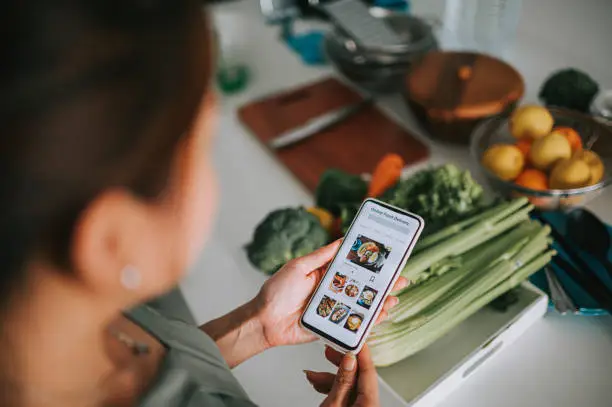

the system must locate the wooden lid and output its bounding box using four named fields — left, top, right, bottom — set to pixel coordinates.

left=406, top=51, right=524, bottom=120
